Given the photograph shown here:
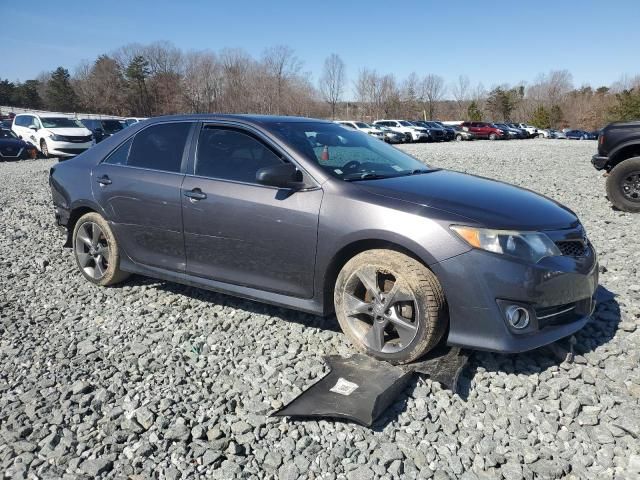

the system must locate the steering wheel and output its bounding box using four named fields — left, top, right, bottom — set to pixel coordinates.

left=342, top=160, right=361, bottom=171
